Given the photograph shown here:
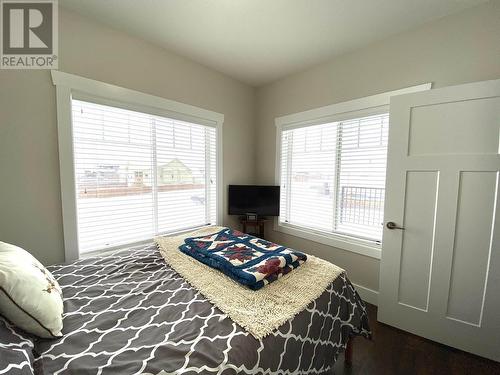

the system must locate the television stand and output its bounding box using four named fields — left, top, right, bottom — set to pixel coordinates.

left=240, top=218, right=267, bottom=239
